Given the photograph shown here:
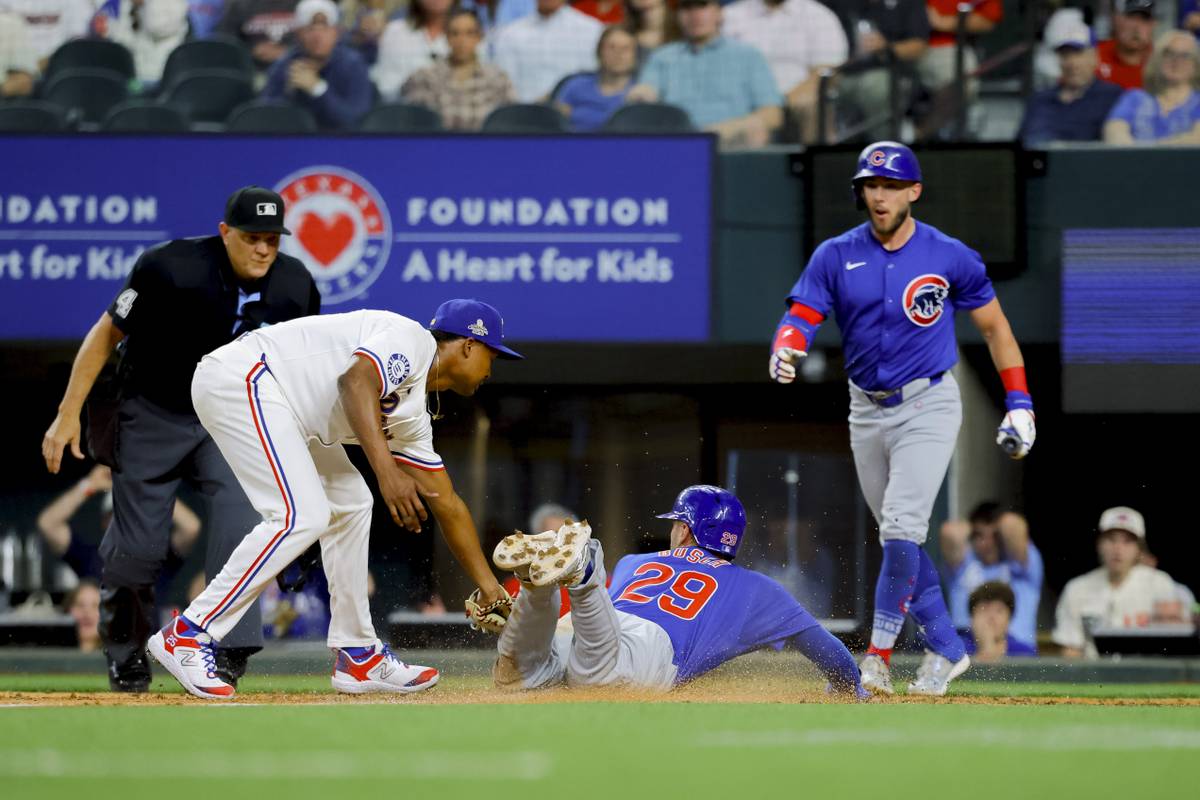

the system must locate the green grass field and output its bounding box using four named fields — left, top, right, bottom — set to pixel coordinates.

left=3, top=672, right=1200, bottom=800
